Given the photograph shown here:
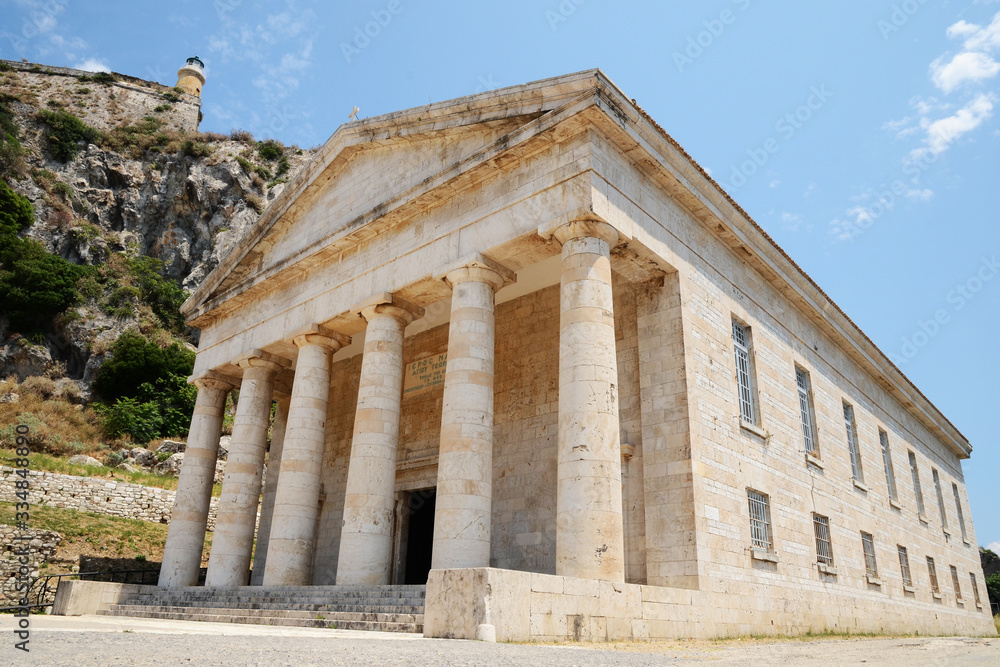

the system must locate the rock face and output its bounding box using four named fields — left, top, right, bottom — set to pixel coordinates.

left=152, top=452, right=184, bottom=476
left=156, top=440, right=187, bottom=455
left=0, top=63, right=314, bottom=389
